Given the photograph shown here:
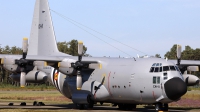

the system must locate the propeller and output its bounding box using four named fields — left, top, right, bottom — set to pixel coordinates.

left=177, top=44, right=182, bottom=66
left=71, top=41, right=84, bottom=90
left=70, top=41, right=100, bottom=90
left=16, top=38, right=29, bottom=87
